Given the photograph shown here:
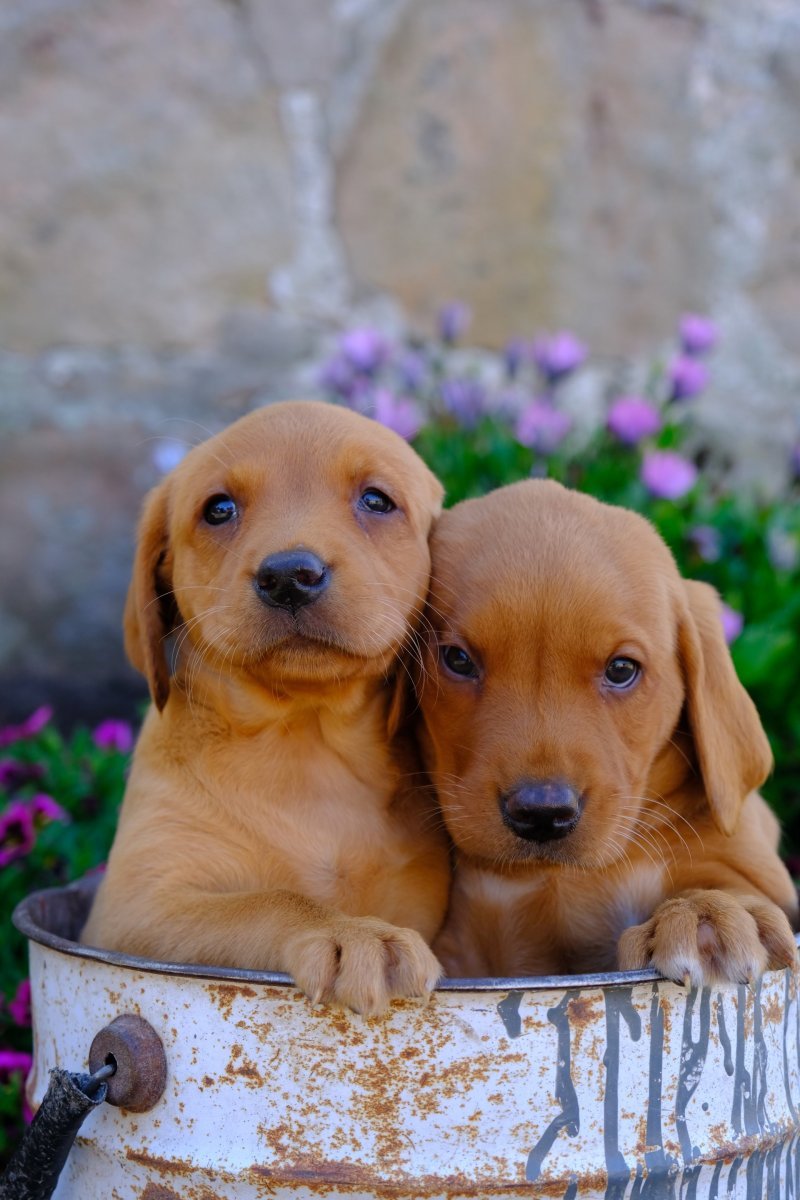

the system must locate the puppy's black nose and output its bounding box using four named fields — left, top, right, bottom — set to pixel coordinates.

left=255, top=550, right=329, bottom=613
left=500, top=780, right=581, bottom=843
